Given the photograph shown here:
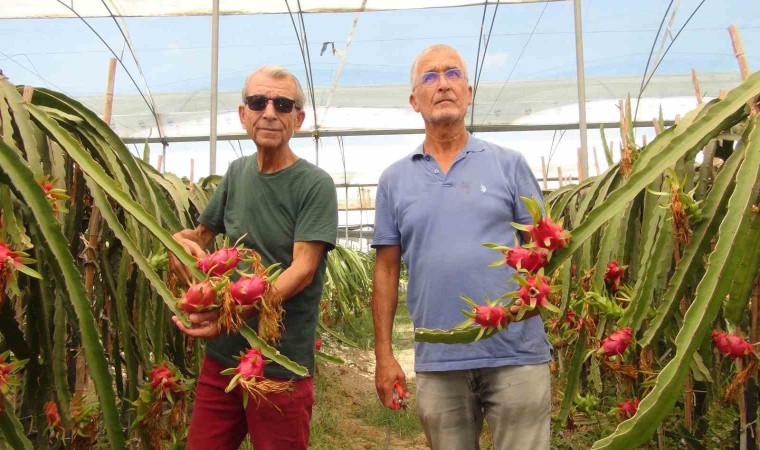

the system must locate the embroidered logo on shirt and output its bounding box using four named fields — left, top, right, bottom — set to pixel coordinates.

left=480, top=184, right=487, bottom=193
